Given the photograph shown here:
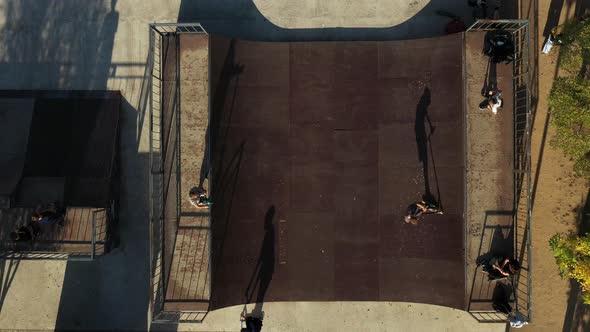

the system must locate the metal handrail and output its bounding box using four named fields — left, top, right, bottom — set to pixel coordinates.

left=91, top=210, right=97, bottom=260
